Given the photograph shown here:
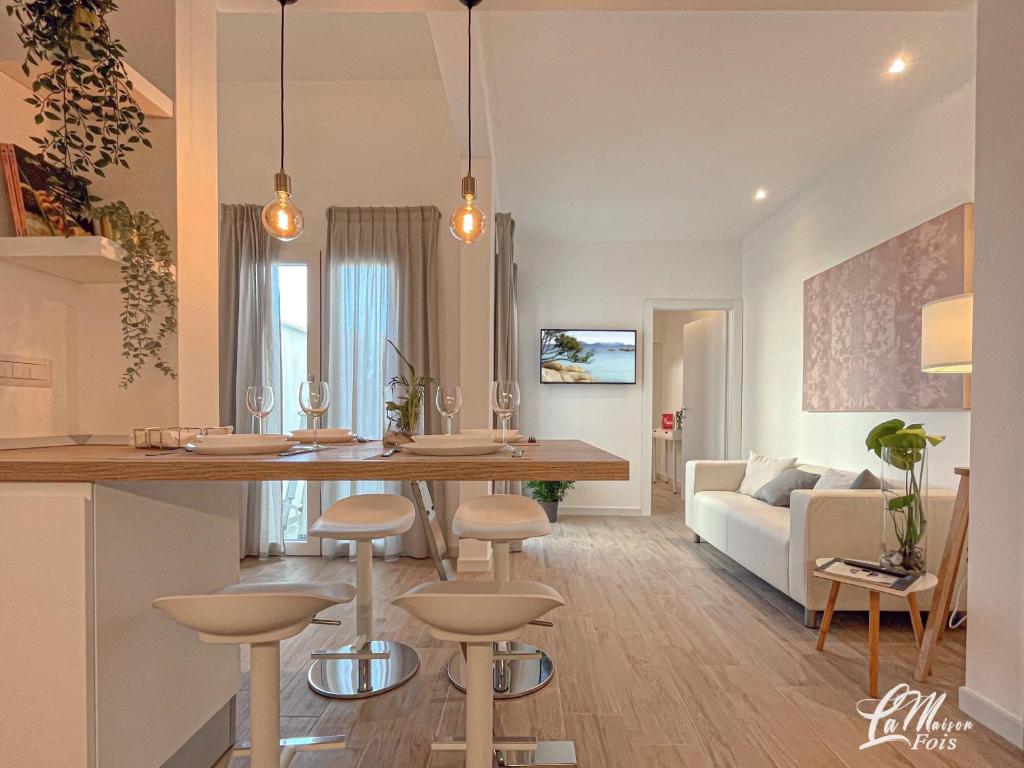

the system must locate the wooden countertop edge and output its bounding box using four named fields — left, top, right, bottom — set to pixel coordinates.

left=0, top=459, right=629, bottom=483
